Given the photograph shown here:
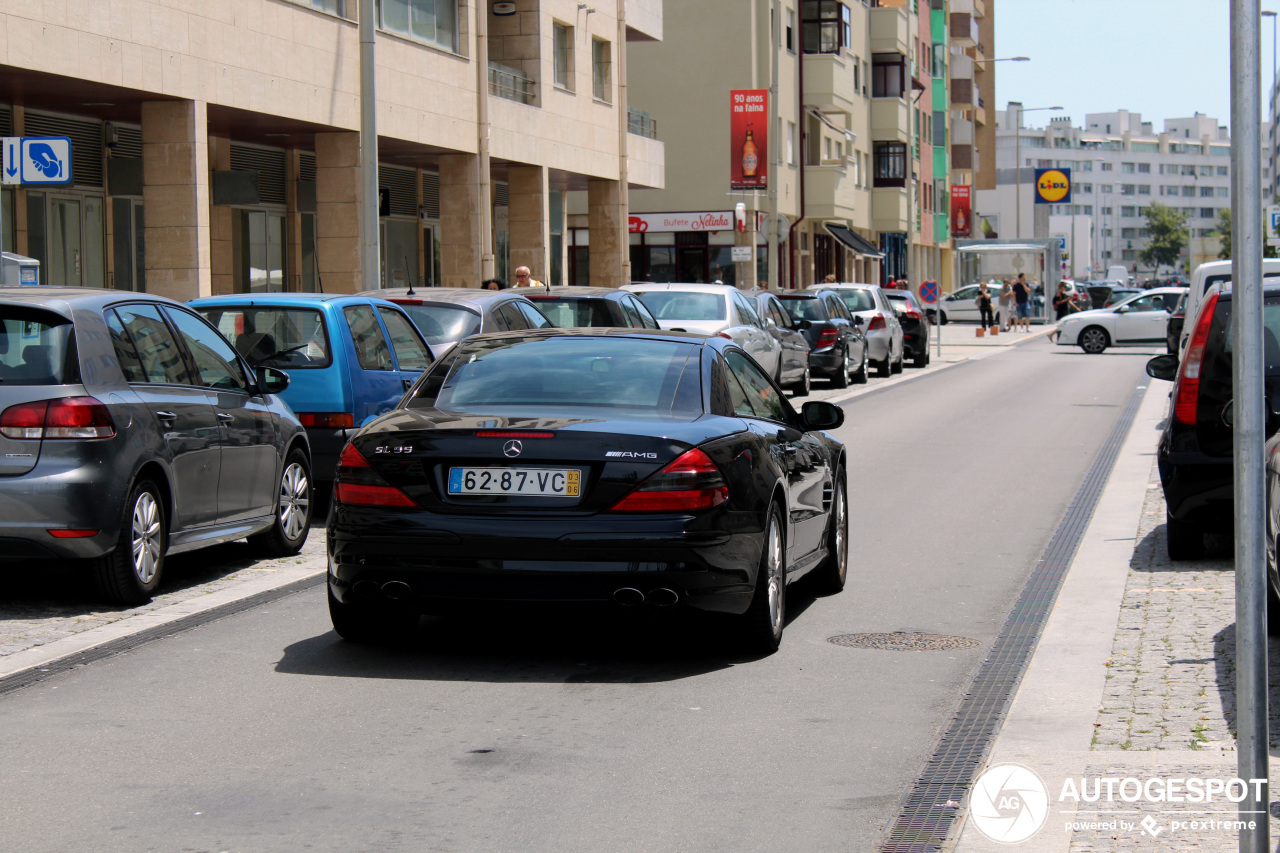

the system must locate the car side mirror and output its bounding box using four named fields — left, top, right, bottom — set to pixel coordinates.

left=1145, top=354, right=1178, bottom=382
left=256, top=366, right=291, bottom=395
left=800, top=400, right=844, bottom=431
left=851, top=316, right=864, bottom=326
left=794, top=318, right=812, bottom=331
left=1116, top=305, right=1130, bottom=313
